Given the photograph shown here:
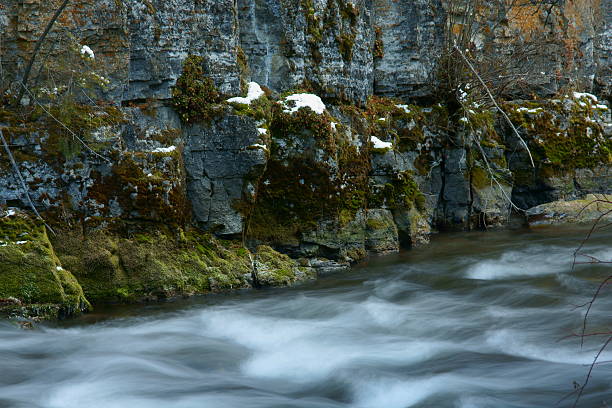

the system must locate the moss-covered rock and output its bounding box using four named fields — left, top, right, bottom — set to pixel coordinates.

left=526, top=194, right=612, bottom=226
left=171, top=55, right=224, bottom=124
left=254, top=245, right=315, bottom=287
left=52, top=227, right=254, bottom=303
left=0, top=211, right=90, bottom=320
left=247, top=99, right=370, bottom=248
left=506, top=97, right=611, bottom=172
